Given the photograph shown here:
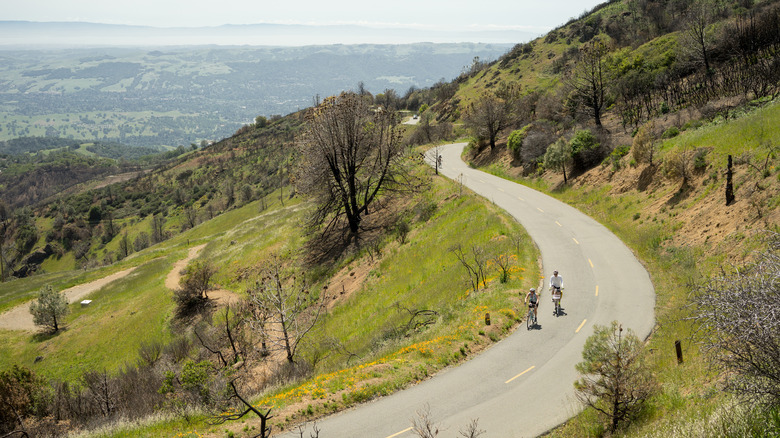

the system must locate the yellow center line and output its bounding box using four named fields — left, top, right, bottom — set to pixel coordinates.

left=498, top=187, right=505, bottom=192
left=573, top=238, right=580, bottom=245
left=505, top=365, right=536, bottom=384
left=588, top=259, right=594, bottom=268
left=518, top=196, right=525, bottom=201
left=555, top=221, right=562, bottom=227
left=386, top=427, right=413, bottom=438
left=576, top=319, right=588, bottom=333
left=595, top=285, right=599, bottom=297
left=479, top=179, right=486, bottom=183
left=537, top=207, right=544, bottom=213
